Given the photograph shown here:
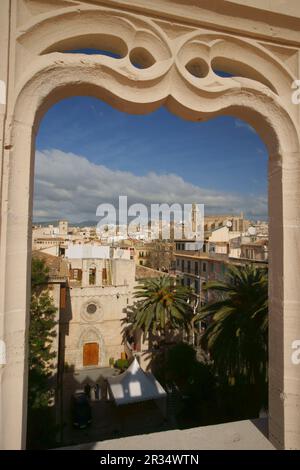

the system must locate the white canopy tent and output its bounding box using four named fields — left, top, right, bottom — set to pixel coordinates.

left=107, top=358, right=167, bottom=406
